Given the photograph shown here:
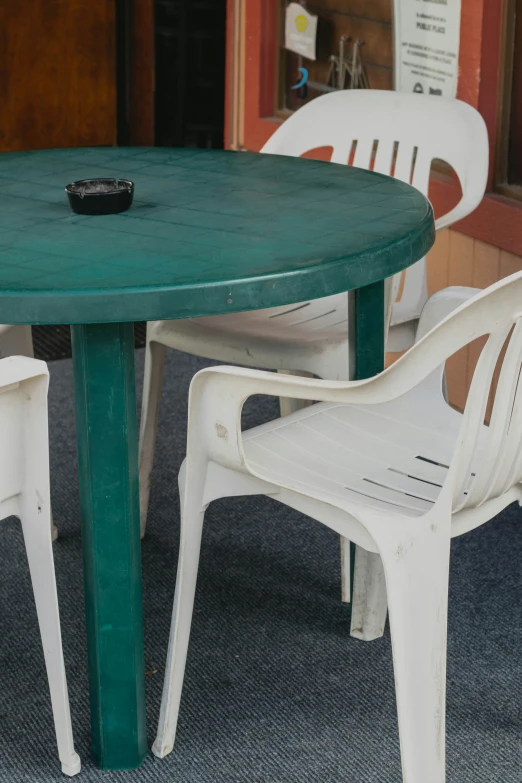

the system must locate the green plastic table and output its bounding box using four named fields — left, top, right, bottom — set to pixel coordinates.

left=0, top=147, right=434, bottom=769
